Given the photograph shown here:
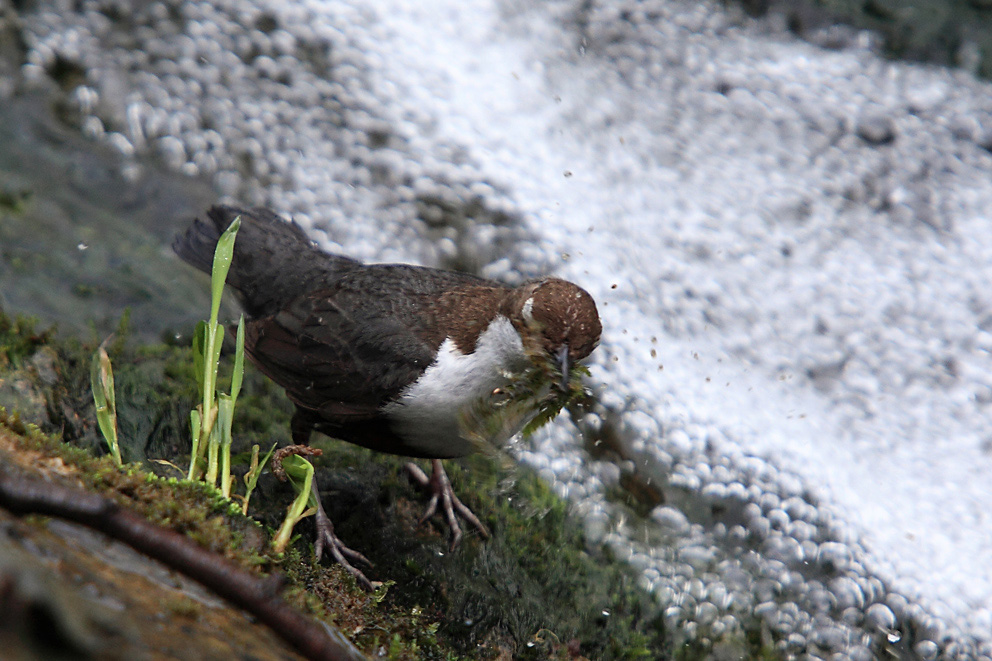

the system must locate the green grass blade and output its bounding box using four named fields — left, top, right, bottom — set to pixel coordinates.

left=205, top=323, right=223, bottom=401
left=230, top=313, right=245, bottom=403
left=200, top=323, right=223, bottom=416
left=192, top=320, right=206, bottom=401
left=205, top=416, right=220, bottom=486
left=187, top=408, right=202, bottom=480
left=272, top=455, right=317, bottom=554
left=90, top=342, right=121, bottom=466
left=208, top=216, right=240, bottom=327
left=217, top=393, right=235, bottom=498
left=201, top=217, right=238, bottom=431
left=242, top=442, right=278, bottom=515
left=281, top=454, right=320, bottom=509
